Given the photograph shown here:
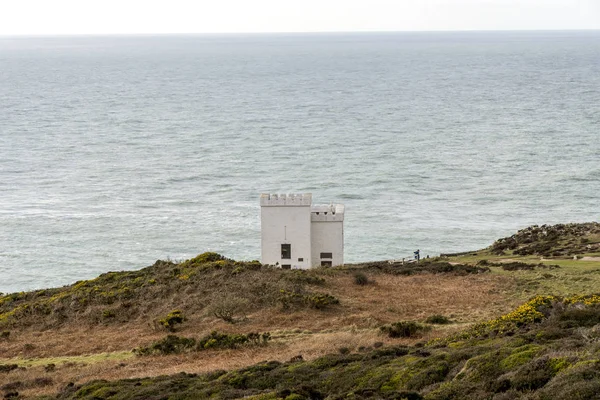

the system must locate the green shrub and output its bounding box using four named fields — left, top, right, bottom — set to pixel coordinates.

left=284, top=394, right=306, bottom=400
left=558, top=306, right=600, bottom=328
left=510, top=357, right=555, bottom=391
left=134, top=331, right=270, bottom=356
left=426, top=315, right=451, bottom=324
left=356, top=260, right=489, bottom=276
left=533, top=360, right=600, bottom=399
left=158, top=310, right=186, bottom=331
left=133, top=335, right=196, bottom=356
left=353, top=272, right=369, bottom=286
left=285, top=271, right=326, bottom=286
left=380, top=321, right=431, bottom=338
left=499, top=345, right=541, bottom=370
left=187, top=252, right=227, bottom=265
left=304, top=293, right=339, bottom=309
left=198, top=331, right=270, bottom=350
left=406, top=361, right=450, bottom=390
left=535, top=326, right=569, bottom=342
left=278, top=289, right=304, bottom=310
